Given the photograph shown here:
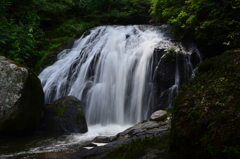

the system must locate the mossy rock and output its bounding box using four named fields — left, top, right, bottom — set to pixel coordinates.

left=43, top=96, right=88, bottom=134
left=0, top=56, right=44, bottom=135
left=170, top=50, right=240, bottom=159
